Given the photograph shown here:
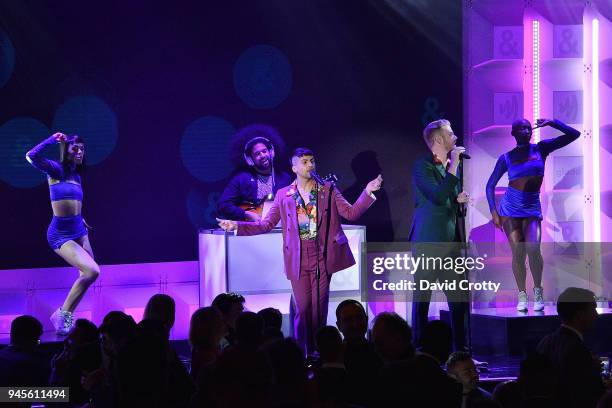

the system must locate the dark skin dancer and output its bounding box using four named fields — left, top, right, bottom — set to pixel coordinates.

left=487, top=118, right=580, bottom=311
